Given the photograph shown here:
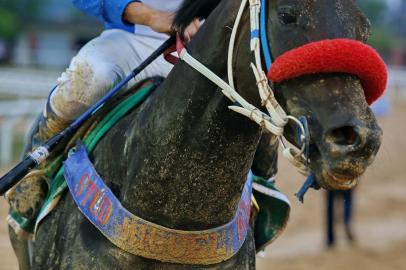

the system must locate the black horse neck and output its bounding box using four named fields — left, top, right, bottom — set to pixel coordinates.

left=101, top=0, right=262, bottom=231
